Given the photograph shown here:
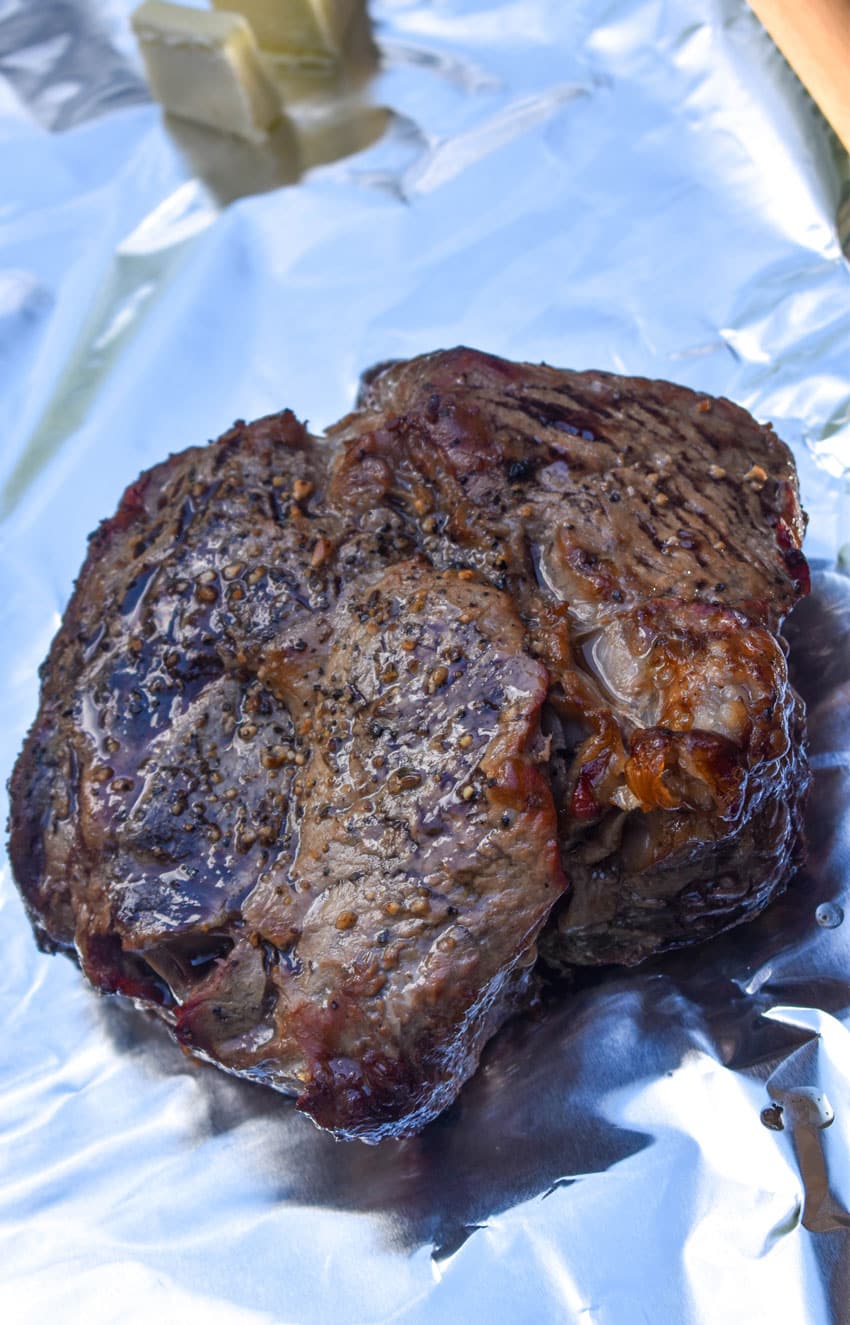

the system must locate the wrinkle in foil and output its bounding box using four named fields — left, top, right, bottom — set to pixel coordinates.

left=1, top=2, right=850, bottom=1323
